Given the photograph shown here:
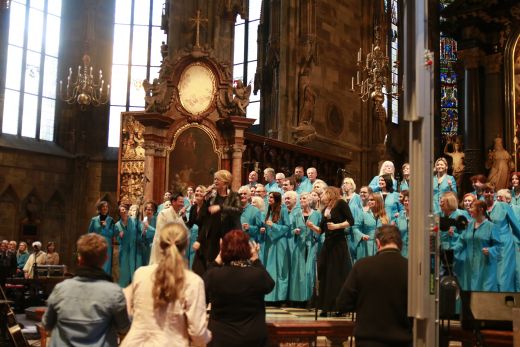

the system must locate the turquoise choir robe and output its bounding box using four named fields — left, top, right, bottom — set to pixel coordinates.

left=453, top=219, right=500, bottom=291
left=88, top=215, right=115, bottom=274
left=304, top=210, right=322, bottom=301
left=241, top=204, right=263, bottom=242
left=488, top=202, right=520, bottom=292
left=265, top=181, right=283, bottom=194
left=432, top=175, right=457, bottom=214
left=352, top=210, right=384, bottom=260
left=382, top=192, right=402, bottom=221
left=287, top=206, right=309, bottom=302
left=510, top=204, right=520, bottom=291
left=395, top=211, right=409, bottom=258
left=399, top=179, right=409, bottom=192
left=296, top=177, right=313, bottom=194
left=186, top=224, right=198, bottom=269
left=439, top=209, right=467, bottom=251
left=263, top=209, right=290, bottom=302
left=345, top=194, right=363, bottom=262
left=138, top=216, right=156, bottom=266
left=368, top=175, right=398, bottom=192
left=512, top=190, right=520, bottom=206
left=116, top=217, right=139, bottom=287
